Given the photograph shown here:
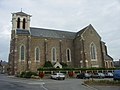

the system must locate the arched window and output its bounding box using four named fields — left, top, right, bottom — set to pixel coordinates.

left=23, top=18, right=26, bottom=29
left=35, top=47, right=40, bottom=62
left=110, top=62, right=113, bottom=67
left=51, top=47, right=56, bottom=62
left=17, top=17, right=20, bottom=28
left=66, top=48, right=71, bottom=62
left=105, top=61, right=108, bottom=68
left=90, top=43, right=97, bottom=60
left=85, top=60, right=88, bottom=68
left=20, top=45, right=25, bottom=61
